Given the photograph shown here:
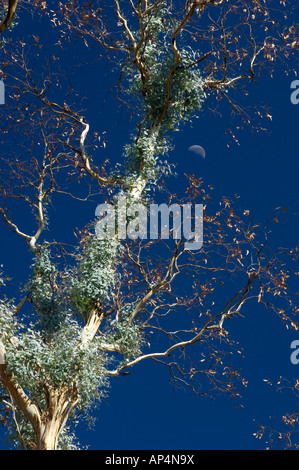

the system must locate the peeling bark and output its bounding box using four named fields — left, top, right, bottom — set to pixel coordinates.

left=36, top=384, right=78, bottom=450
